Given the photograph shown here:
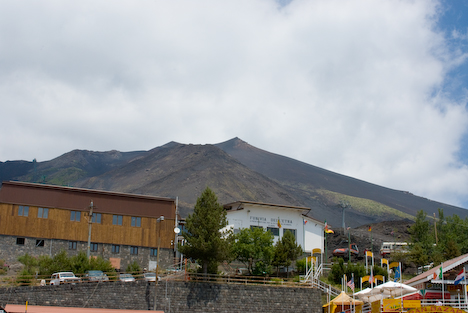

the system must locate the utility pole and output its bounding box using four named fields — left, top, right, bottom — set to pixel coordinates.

left=154, top=215, right=164, bottom=311
left=87, top=201, right=94, bottom=259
